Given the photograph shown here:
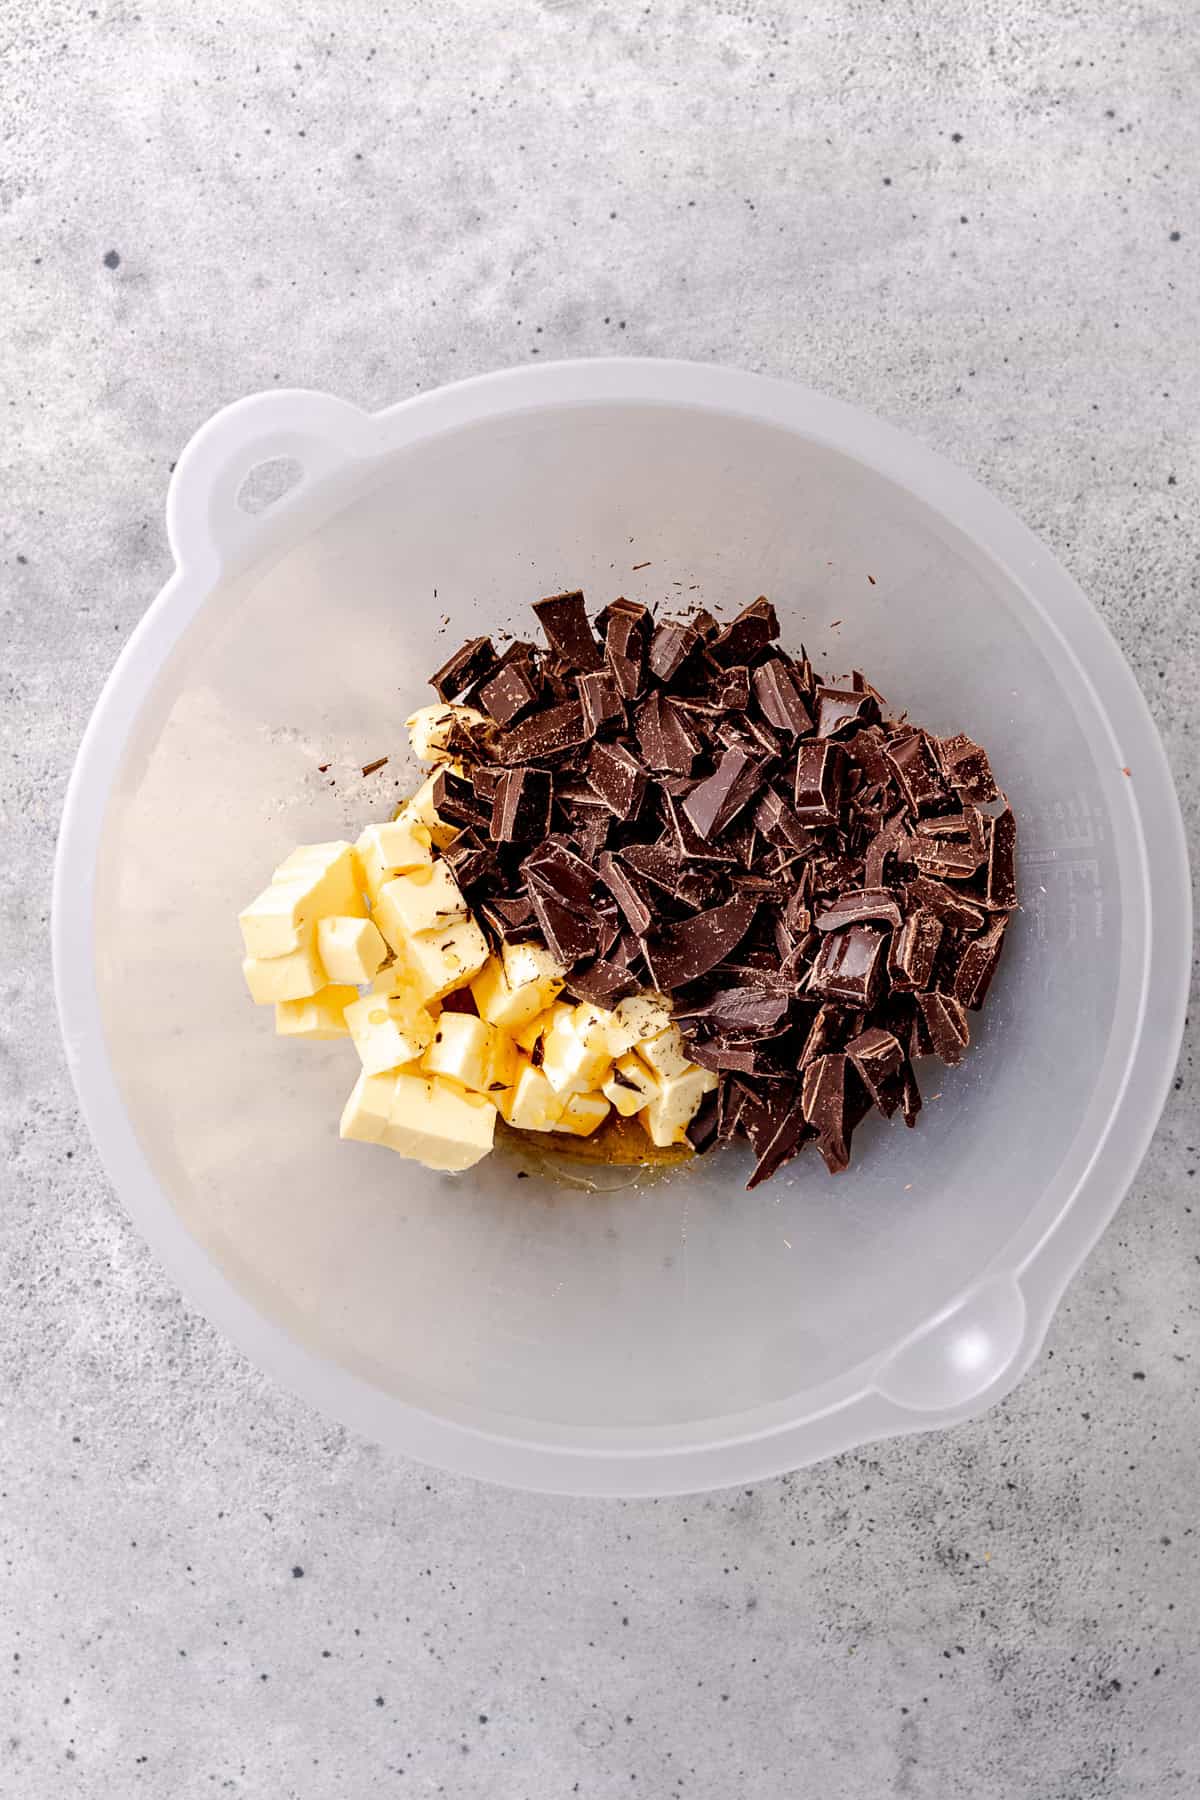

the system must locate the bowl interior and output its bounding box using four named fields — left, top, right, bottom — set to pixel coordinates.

left=92, top=401, right=1138, bottom=1432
